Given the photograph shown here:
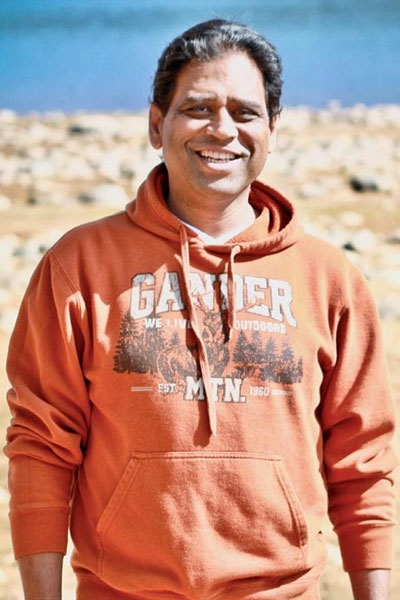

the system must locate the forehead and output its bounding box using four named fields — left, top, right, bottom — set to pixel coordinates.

left=169, top=51, right=266, bottom=106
